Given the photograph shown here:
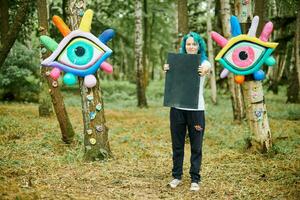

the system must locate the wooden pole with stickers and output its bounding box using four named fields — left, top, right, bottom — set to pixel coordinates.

left=235, top=0, right=272, bottom=152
